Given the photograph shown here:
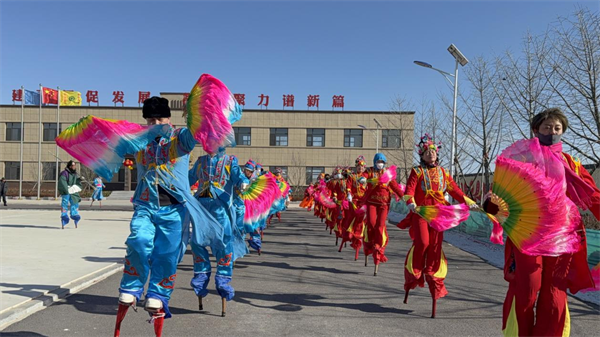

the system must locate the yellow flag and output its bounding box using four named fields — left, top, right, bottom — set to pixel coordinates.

left=60, top=90, right=82, bottom=106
